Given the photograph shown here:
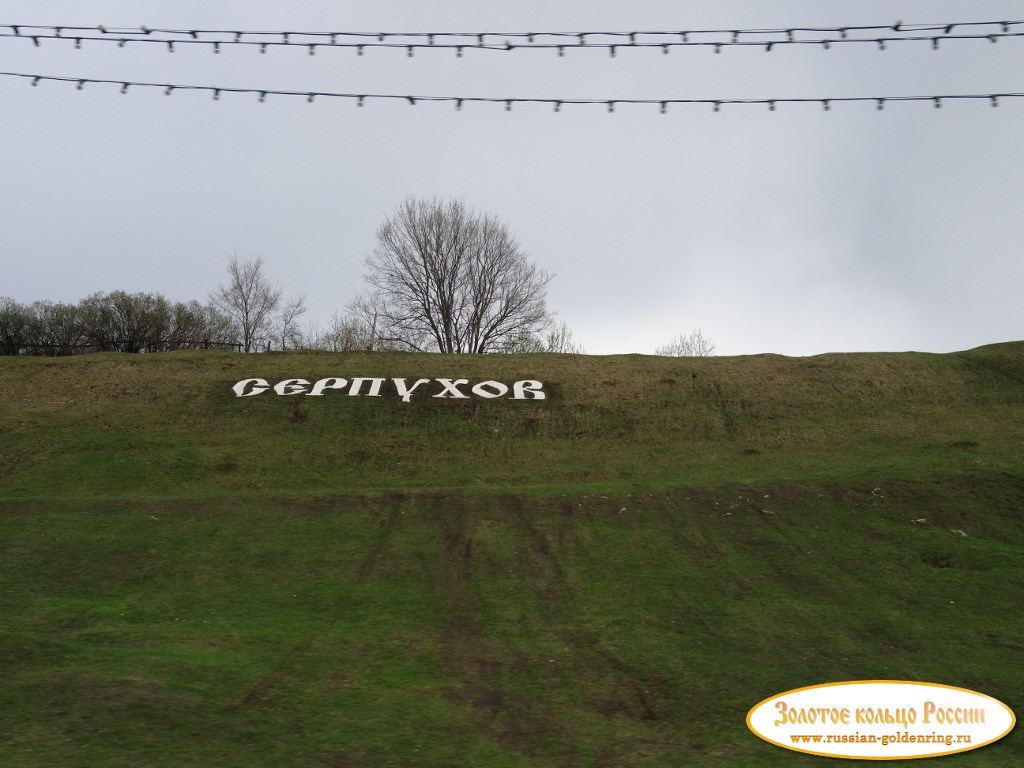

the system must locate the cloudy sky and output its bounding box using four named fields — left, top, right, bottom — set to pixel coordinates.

left=2, top=0, right=1022, bottom=356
